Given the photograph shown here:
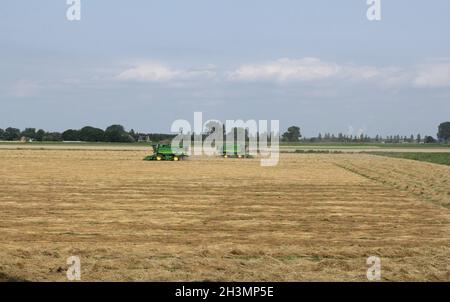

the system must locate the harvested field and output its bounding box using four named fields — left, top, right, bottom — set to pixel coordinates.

left=367, top=152, right=450, bottom=166
left=332, top=154, right=450, bottom=209
left=0, top=150, right=449, bottom=281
